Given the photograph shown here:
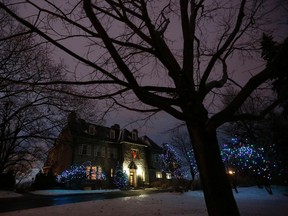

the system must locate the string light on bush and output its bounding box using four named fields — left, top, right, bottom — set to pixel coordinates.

left=221, top=137, right=278, bottom=181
